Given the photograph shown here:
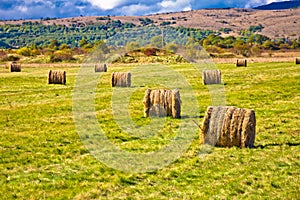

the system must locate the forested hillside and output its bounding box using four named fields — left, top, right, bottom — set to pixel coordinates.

left=0, top=21, right=214, bottom=49
left=0, top=8, right=300, bottom=63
